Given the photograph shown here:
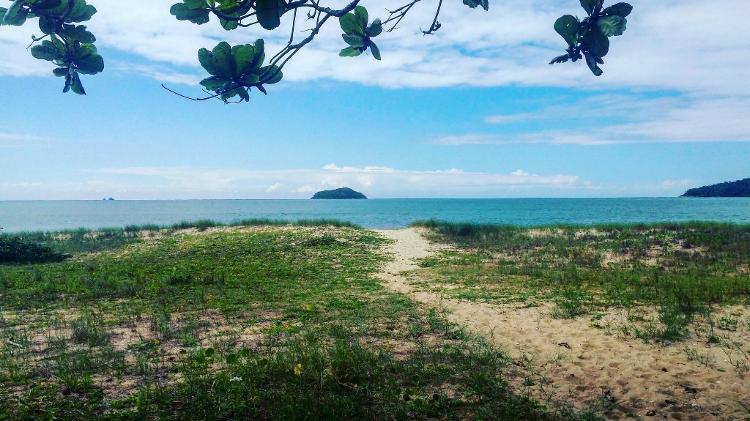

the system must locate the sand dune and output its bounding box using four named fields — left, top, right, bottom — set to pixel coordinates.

left=375, top=228, right=750, bottom=419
